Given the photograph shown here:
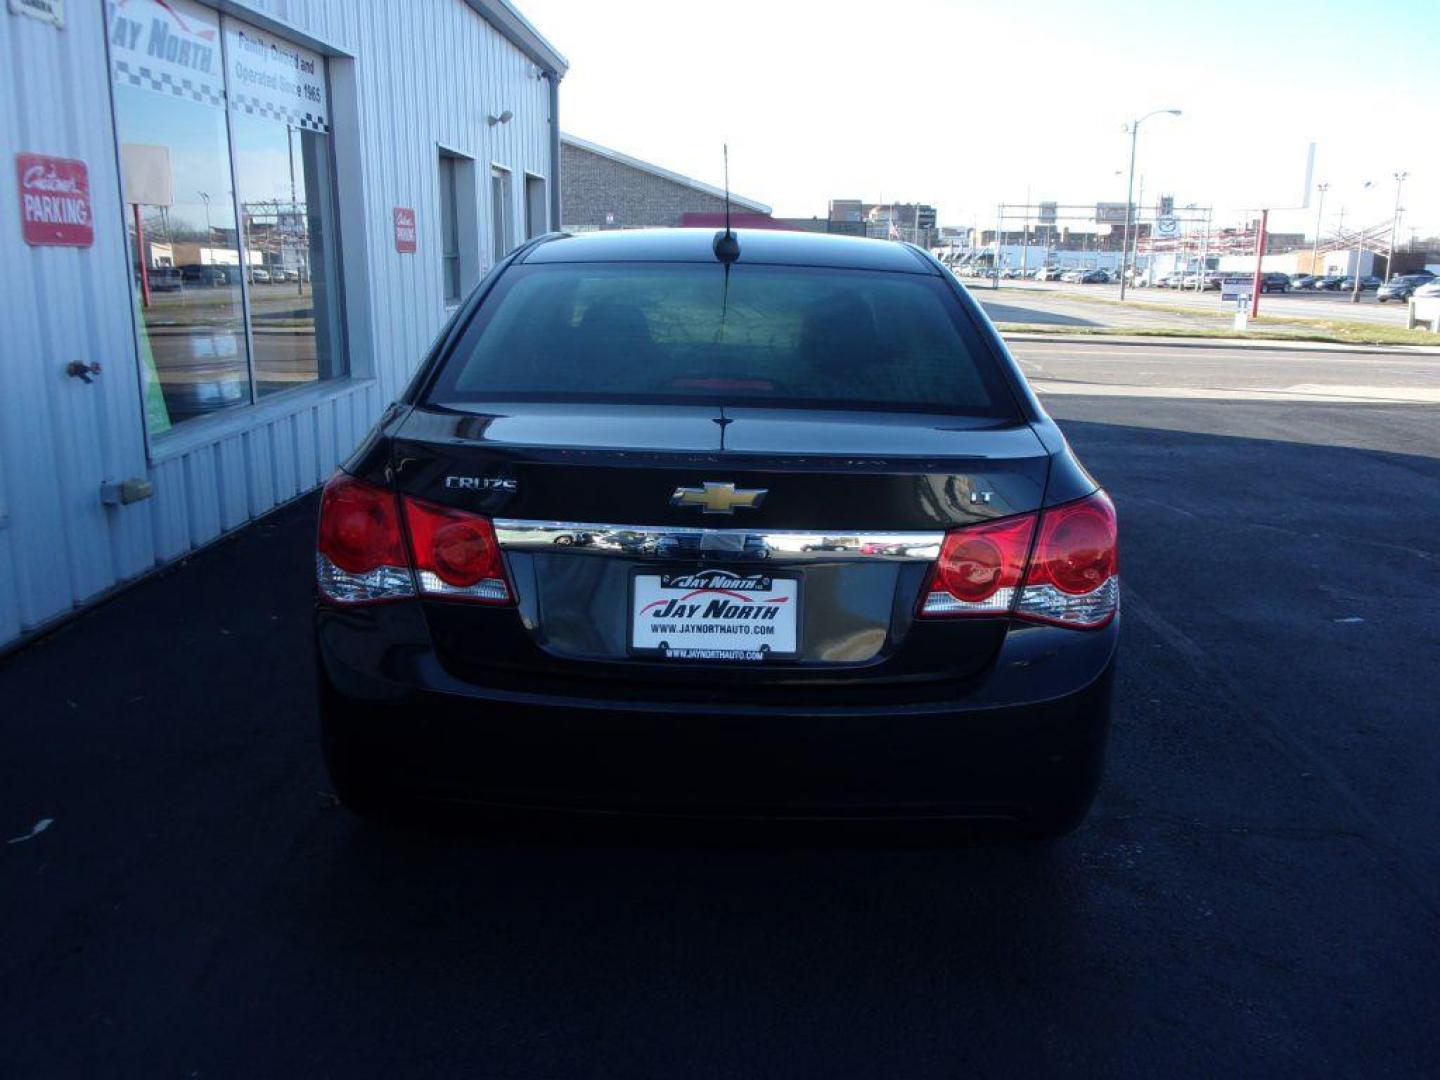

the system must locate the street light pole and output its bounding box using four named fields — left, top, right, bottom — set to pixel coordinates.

left=1386, top=171, right=1407, bottom=281
left=1118, top=108, right=1180, bottom=301
left=1310, top=182, right=1328, bottom=275
left=1351, top=180, right=1375, bottom=304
